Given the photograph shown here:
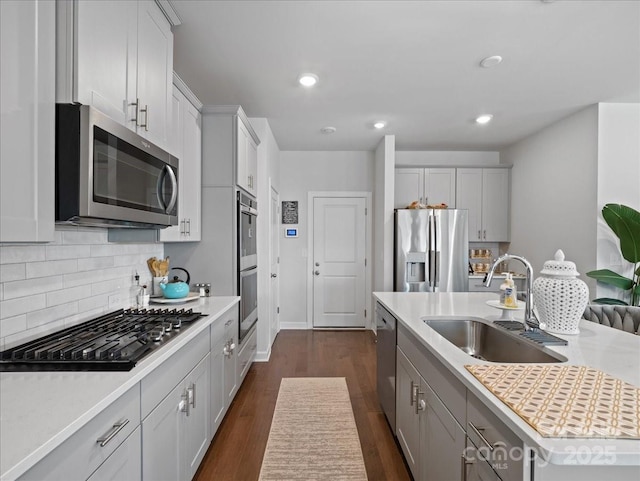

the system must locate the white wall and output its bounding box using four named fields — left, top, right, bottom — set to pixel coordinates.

left=395, top=150, right=500, bottom=167
left=0, top=226, right=163, bottom=349
left=278, top=151, right=375, bottom=329
left=249, top=117, right=280, bottom=360
left=501, top=105, right=599, bottom=293
left=595, top=103, right=640, bottom=301
left=373, top=135, right=395, bottom=294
